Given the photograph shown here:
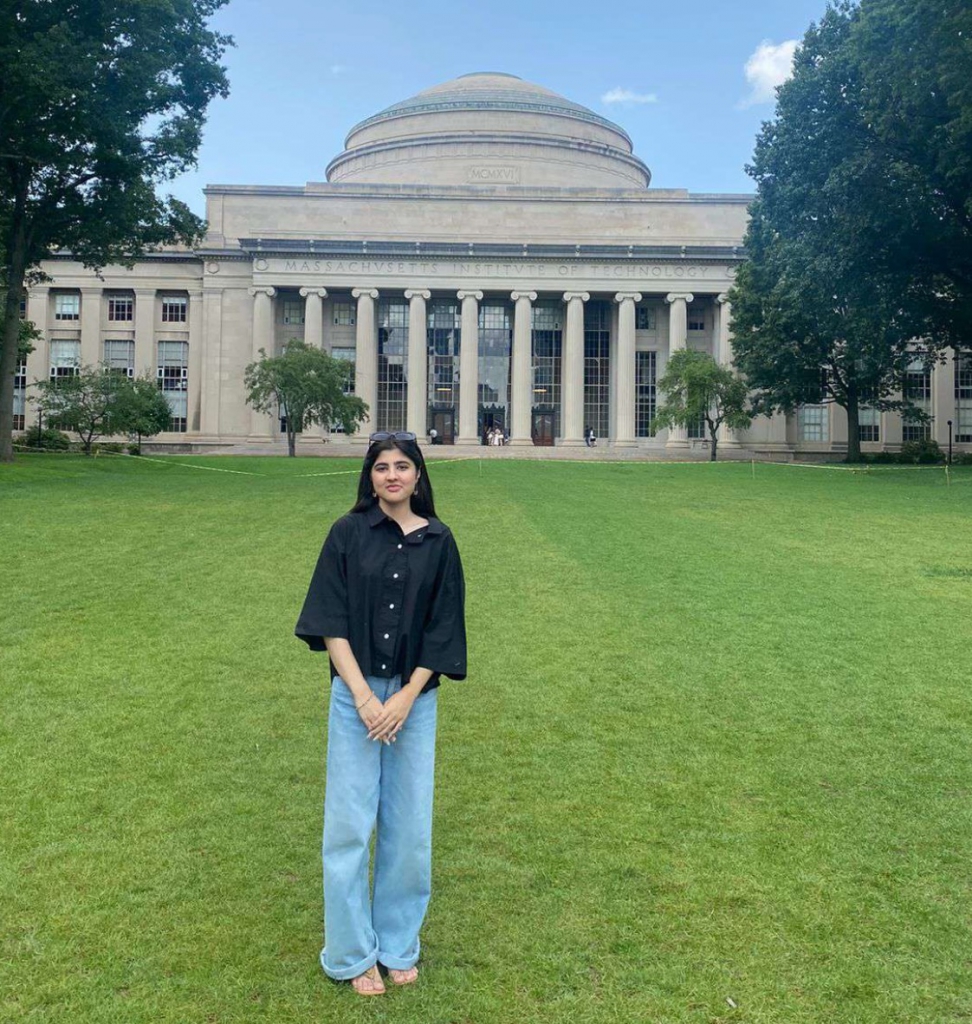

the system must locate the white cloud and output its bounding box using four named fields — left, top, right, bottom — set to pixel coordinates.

left=330, top=64, right=348, bottom=76
left=601, top=87, right=658, bottom=106
left=739, top=39, right=798, bottom=108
